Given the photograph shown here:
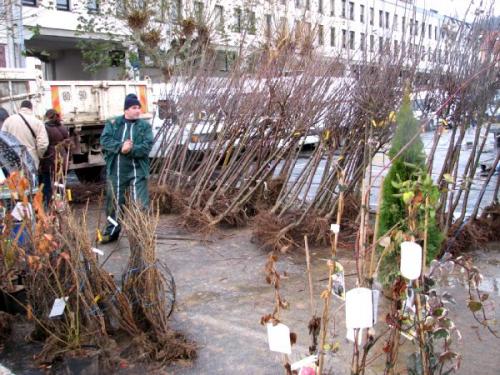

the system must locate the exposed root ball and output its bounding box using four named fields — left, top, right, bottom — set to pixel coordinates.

left=0, top=311, right=13, bottom=343
left=66, top=181, right=106, bottom=203
left=208, top=194, right=249, bottom=228
left=445, top=204, right=500, bottom=255
left=180, top=208, right=216, bottom=235
left=252, top=211, right=298, bottom=252
left=256, top=177, right=285, bottom=209
left=150, top=184, right=186, bottom=214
